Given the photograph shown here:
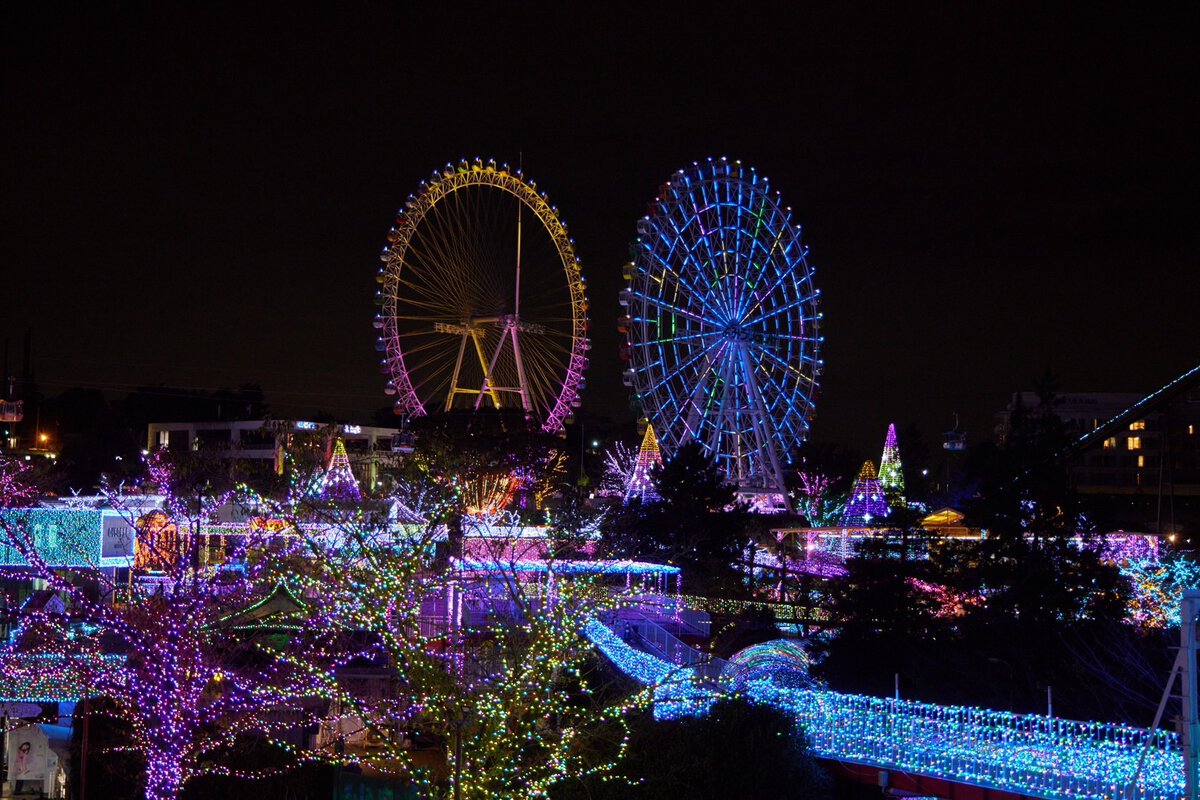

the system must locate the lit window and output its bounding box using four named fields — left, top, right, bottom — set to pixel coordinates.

left=1103, top=437, right=1117, bottom=449
left=1138, top=455, right=1145, bottom=468
left=1128, top=436, right=1142, bottom=450
left=1190, top=424, right=1196, bottom=435
left=1130, top=420, right=1146, bottom=431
